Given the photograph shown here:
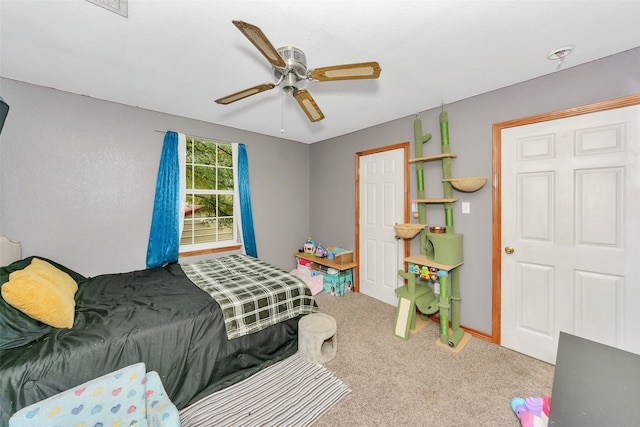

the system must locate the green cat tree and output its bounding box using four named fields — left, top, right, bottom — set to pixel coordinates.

left=393, top=111, right=486, bottom=348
